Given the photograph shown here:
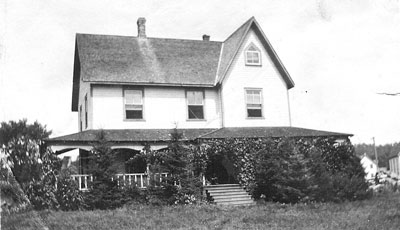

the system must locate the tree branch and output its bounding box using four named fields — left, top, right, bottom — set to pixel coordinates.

left=377, top=92, right=400, bottom=96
